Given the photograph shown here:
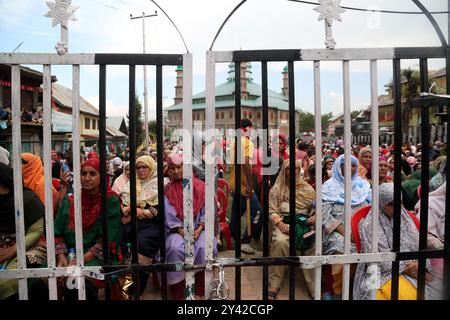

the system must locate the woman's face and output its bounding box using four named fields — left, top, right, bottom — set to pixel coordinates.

left=169, top=164, right=183, bottom=180
left=277, top=138, right=287, bottom=153
left=388, top=159, right=395, bottom=171
left=284, top=165, right=300, bottom=181
left=379, top=161, right=389, bottom=178
left=136, top=162, right=151, bottom=180
left=383, top=201, right=394, bottom=218
left=361, top=152, right=372, bottom=167
left=81, top=166, right=100, bottom=194
left=325, top=160, right=334, bottom=170
left=340, top=163, right=357, bottom=177
left=124, top=165, right=130, bottom=179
